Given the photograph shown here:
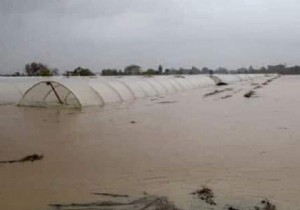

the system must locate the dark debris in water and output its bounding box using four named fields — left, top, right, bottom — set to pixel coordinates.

left=251, top=83, right=260, bottom=86
left=49, top=201, right=131, bottom=209
left=157, top=100, right=177, bottom=104
left=48, top=189, right=277, bottom=210
left=0, top=154, right=43, bottom=164
left=217, top=82, right=228, bottom=86
left=261, top=76, right=281, bottom=86
left=262, top=81, right=269, bottom=86
left=204, top=90, right=221, bottom=97
left=192, top=186, right=216, bottom=206
left=49, top=196, right=181, bottom=210
left=227, top=206, right=240, bottom=210
left=278, top=127, right=288, bottom=130
left=244, top=75, right=280, bottom=99
left=254, top=199, right=276, bottom=210
left=92, top=192, right=129, bottom=198
left=174, top=75, right=185, bottom=78
left=244, top=90, right=256, bottom=98
left=150, top=98, right=159, bottom=101
left=204, top=88, right=233, bottom=98
left=253, top=85, right=262, bottom=89
left=221, top=95, right=233, bottom=99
